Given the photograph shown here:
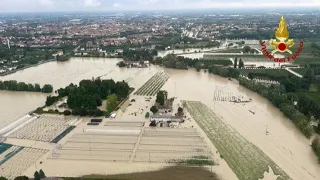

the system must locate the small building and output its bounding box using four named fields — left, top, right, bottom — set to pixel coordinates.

left=86, top=41, right=93, bottom=48
left=150, top=115, right=182, bottom=123
left=150, top=115, right=183, bottom=127
left=156, top=99, right=173, bottom=113
left=57, top=50, right=64, bottom=56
